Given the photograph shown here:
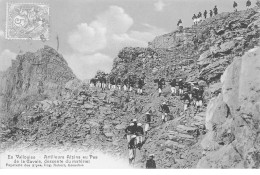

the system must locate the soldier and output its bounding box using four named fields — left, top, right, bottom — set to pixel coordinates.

left=246, top=0, right=251, bottom=9
left=137, top=77, right=145, bottom=95
left=204, top=10, right=207, bottom=19
left=192, top=14, right=197, bottom=25
left=210, top=10, right=213, bottom=17
left=179, top=79, right=184, bottom=95
left=192, top=34, right=199, bottom=50
left=129, top=75, right=135, bottom=92
left=181, top=91, right=191, bottom=112
left=90, top=78, right=96, bottom=88
left=101, top=76, right=107, bottom=90
left=154, top=76, right=165, bottom=97
left=177, top=19, right=183, bottom=32
left=160, top=102, right=170, bottom=123
left=123, top=77, right=128, bottom=91
left=125, top=123, right=134, bottom=143
left=213, top=5, right=218, bottom=15
left=144, top=112, right=152, bottom=135
left=136, top=123, right=144, bottom=150
left=128, top=135, right=137, bottom=165
left=170, top=78, right=177, bottom=96
left=110, top=77, right=116, bottom=89
left=116, top=77, right=122, bottom=90
left=233, top=1, right=238, bottom=12
left=146, top=154, right=156, bottom=169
